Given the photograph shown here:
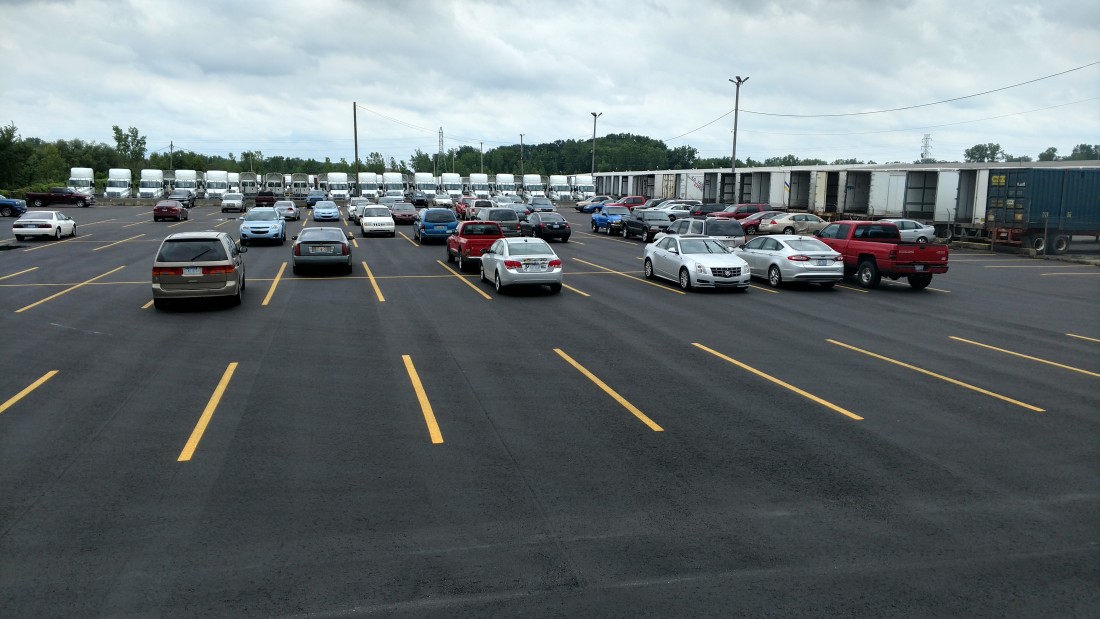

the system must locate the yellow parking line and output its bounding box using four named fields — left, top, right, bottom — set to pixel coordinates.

left=15, top=266, right=125, bottom=313
left=554, top=348, right=663, bottom=431
left=949, top=336, right=1100, bottom=378
left=693, top=342, right=863, bottom=421
left=361, top=261, right=385, bottom=302
left=0, top=371, right=59, bottom=415
left=749, top=284, right=779, bottom=294
left=399, top=231, right=419, bottom=247
left=351, top=238, right=359, bottom=249
left=22, top=234, right=90, bottom=252
left=1067, top=333, right=1100, bottom=344
left=142, top=299, right=154, bottom=309
left=562, top=283, right=590, bottom=297
left=402, top=355, right=443, bottom=444
left=77, top=218, right=117, bottom=226
left=262, top=262, right=286, bottom=306
left=214, top=220, right=231, bottom=228
left=0, top=267, right=38, bottom=281
left=436, top=260, right=491, bottom=299
left=572, top=258, right=685, bottom=295
left=178, top=362, right=238, bottom=461
left=122, top=221, right=144, bottom=228
left=167, top=219, right=191, bottom=228
left=836, top=284, right=868, bottom=293
left=93, top=233, right=144, bottom=251
left=827, top=339, right=1043, bottom=412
